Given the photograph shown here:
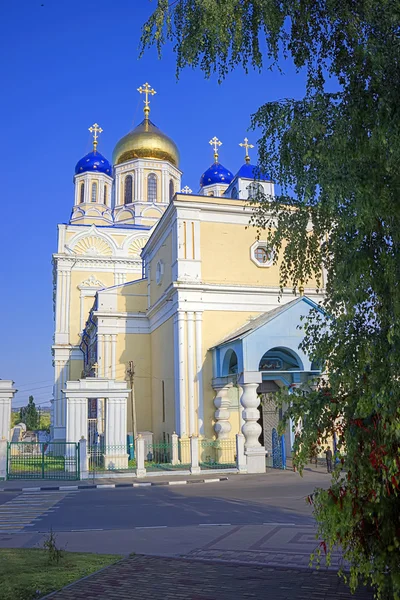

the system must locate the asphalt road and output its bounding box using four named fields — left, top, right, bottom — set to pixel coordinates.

left=0, top=470, right=327, bottom=533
